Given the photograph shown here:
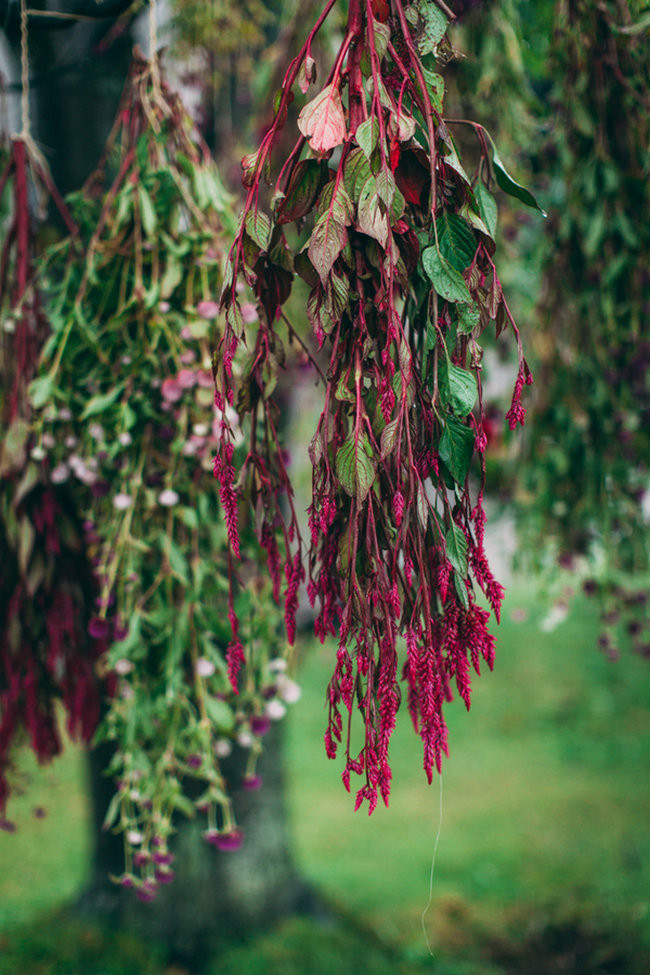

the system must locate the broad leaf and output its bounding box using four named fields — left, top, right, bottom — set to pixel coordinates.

left=422, top=247, right=472, bottom=303
left=244, top=208, right=272, bottom=252
left=446, top=362, right=478, bottom=416
left=490, top=140, right=547, bottom=215
left=417, top=0, right=448, bottom=56
left=298, top=83, right=347, bottom=153
left=438, top=212, right=477, bottom=271
left=308, top=210, right=348, bottom=284
left=336, top=431, right=376, bottom=505
left=356, top=116, right=380, bottom=161
left=343, top=148, right=373, bottom=202
left=420, top=66, right=444, bottom=113
left=473, top=181, right=498, bottom=238
left=439, top=416, right=475, bottom=484
left=276, top=160, right=323, bottom=224
left=358, top=177, right=390, bottom=248
left=445, top=523, right=468, bottom=578
left=457, top=302, right=480, bottom=335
